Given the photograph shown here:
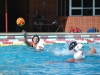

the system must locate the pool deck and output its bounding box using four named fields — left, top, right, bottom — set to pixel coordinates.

left=0, top=32, right=100, bottom=36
